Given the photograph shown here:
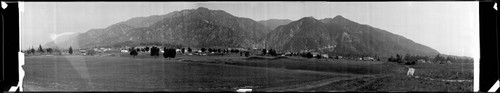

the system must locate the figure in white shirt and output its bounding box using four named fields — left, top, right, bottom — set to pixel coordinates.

left=407, top=68, right=415, bottom=77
